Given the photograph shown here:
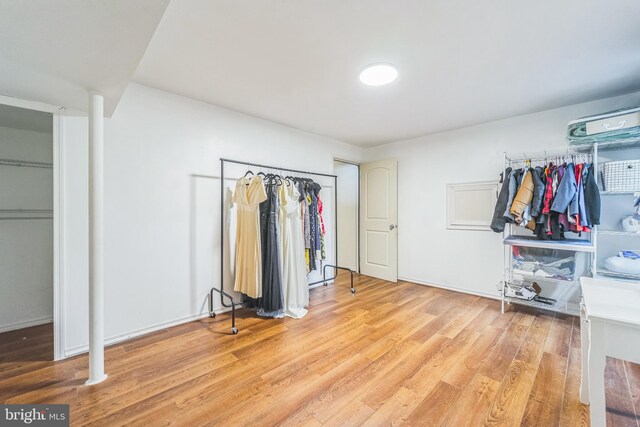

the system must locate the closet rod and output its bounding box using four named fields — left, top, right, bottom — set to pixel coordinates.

left=219, top=157, right=337, bottom=178
left=0, top=209, right=53, bottom=213
left=504, top=147, right=593, bottom=162
left=0, top=217, right=53, bottom=220
left=507, top=155, right=592, bottom=165
left=0, top=158, right=53, bottom=168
